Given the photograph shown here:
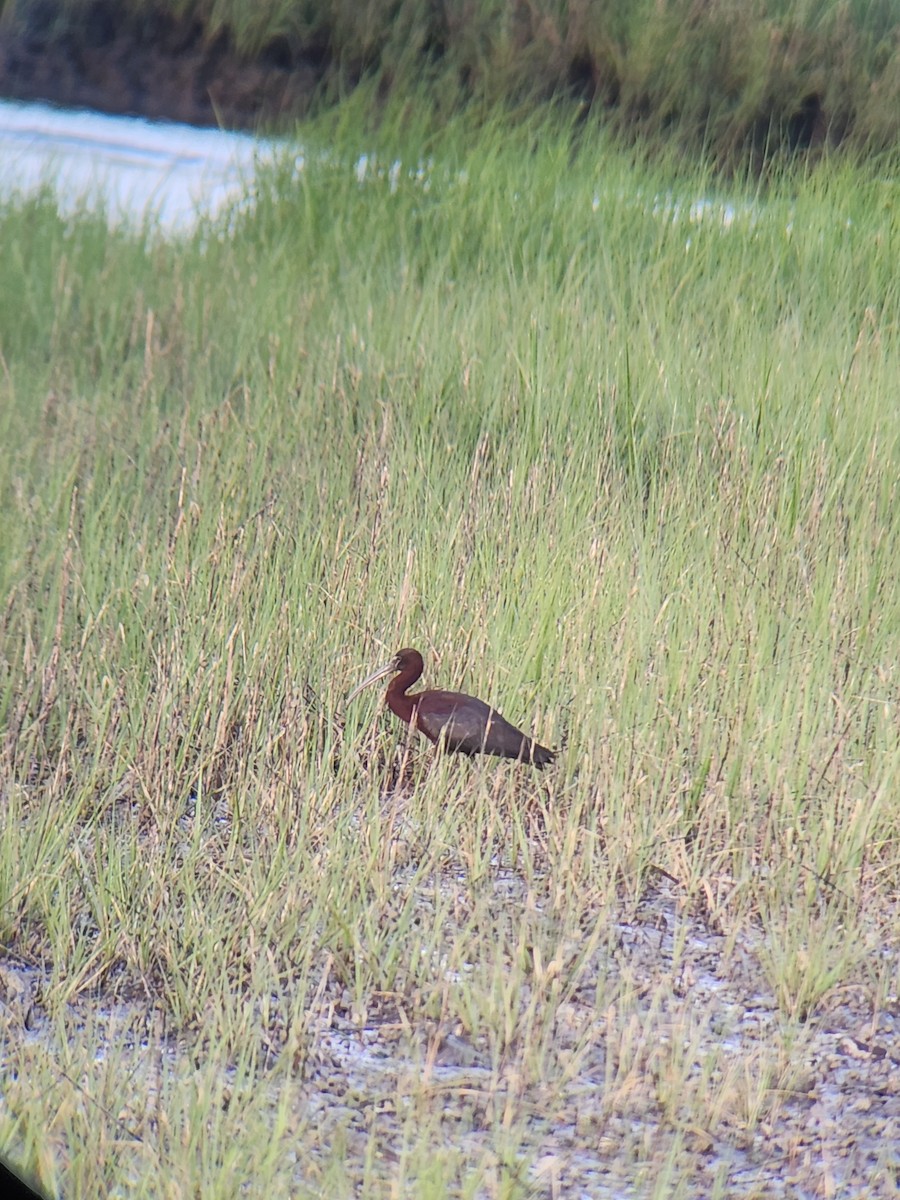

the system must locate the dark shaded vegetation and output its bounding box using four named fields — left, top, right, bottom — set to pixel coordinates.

left=0, top=1, right=897, bottom=168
